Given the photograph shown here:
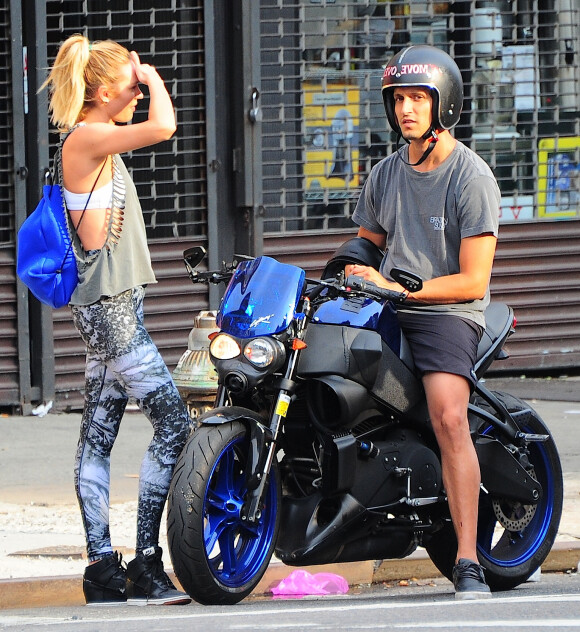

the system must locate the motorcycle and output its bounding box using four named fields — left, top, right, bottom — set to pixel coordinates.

left=167, top=243, right=563, bottom=605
